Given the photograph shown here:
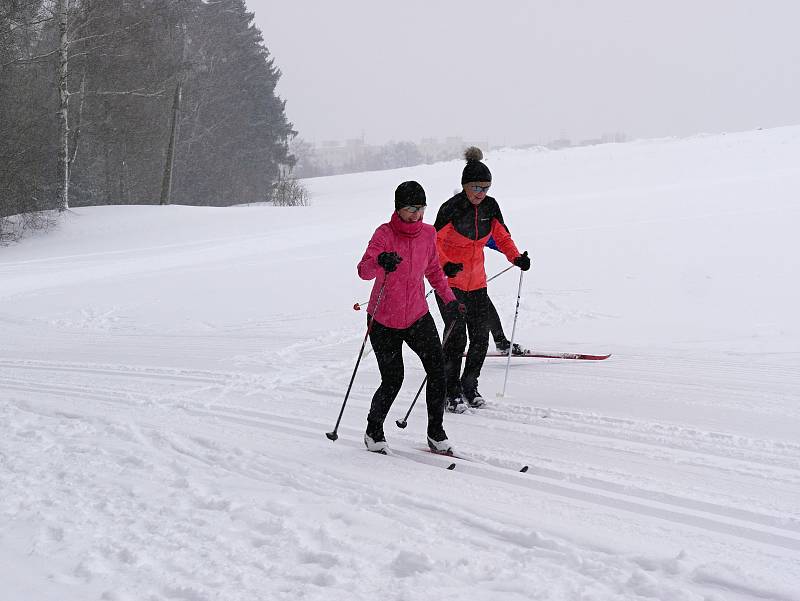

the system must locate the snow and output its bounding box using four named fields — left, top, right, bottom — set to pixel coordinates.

left=1, top=126, right=799, bottom=600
